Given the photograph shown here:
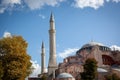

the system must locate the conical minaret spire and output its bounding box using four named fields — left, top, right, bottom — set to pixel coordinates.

left=49, top=12, right=55, bottom=30
left=50, top=12, right=54, bottom=22
left=42, top=41, right=44, bottom=48
left=48, top=12, right=57, bottom=76
left=41, top=42, right=46, bottom=74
